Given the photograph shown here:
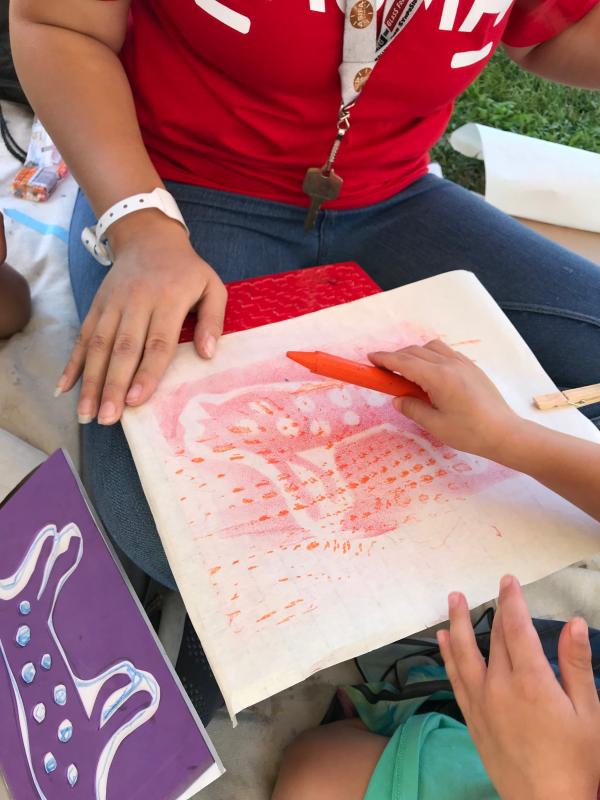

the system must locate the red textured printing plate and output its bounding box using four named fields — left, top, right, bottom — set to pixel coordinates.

left=178, top=262, right=381, bottom=342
